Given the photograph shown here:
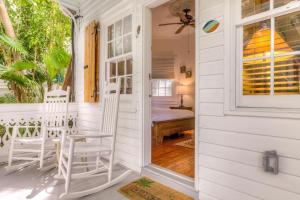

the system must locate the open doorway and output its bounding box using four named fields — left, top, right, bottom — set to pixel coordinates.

left=150, top=0, right=195, bottom=178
